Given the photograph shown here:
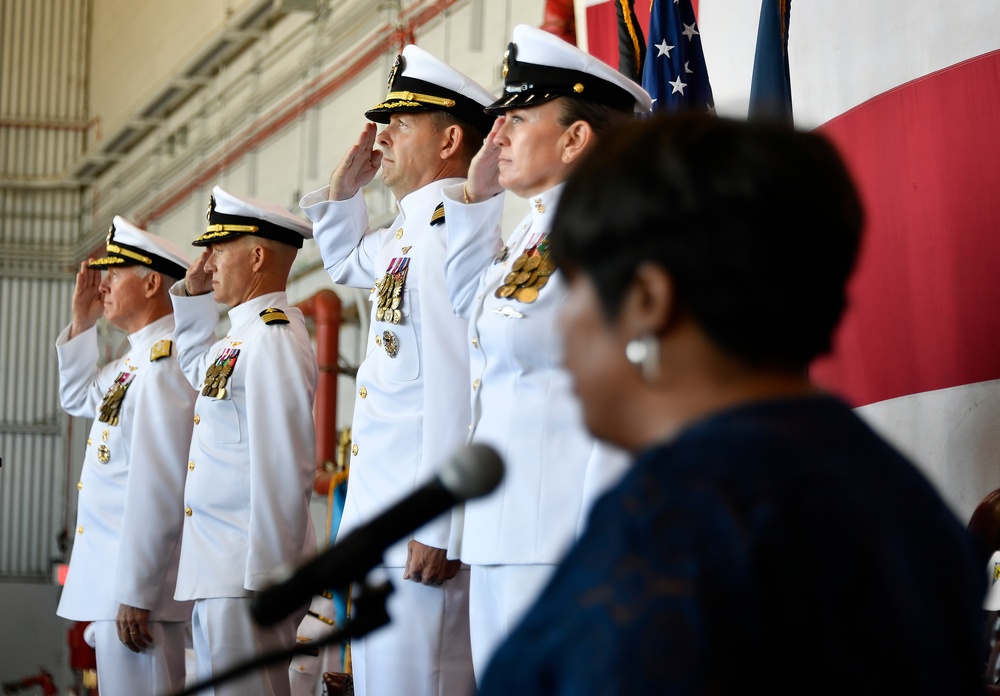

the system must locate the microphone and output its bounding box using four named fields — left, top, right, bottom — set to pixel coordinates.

left=250, top=443, right=503, bottom=627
